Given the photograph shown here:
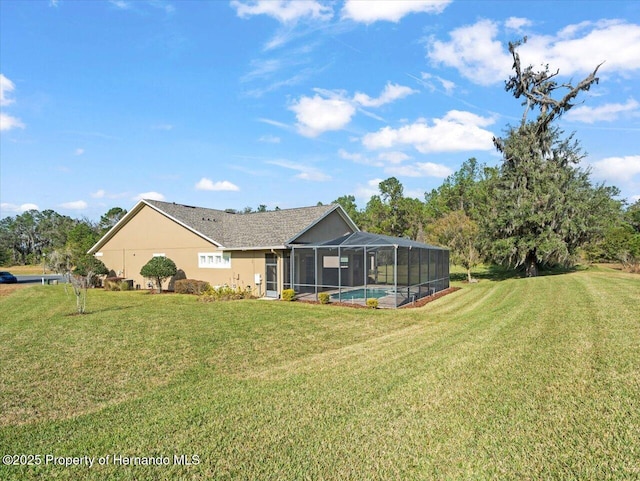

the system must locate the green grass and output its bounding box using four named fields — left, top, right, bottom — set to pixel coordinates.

left=1, top=267, right=639, bottom=480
